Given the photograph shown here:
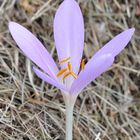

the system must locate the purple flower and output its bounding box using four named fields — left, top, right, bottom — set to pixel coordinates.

left=9, top=0, right=134, bottom=98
